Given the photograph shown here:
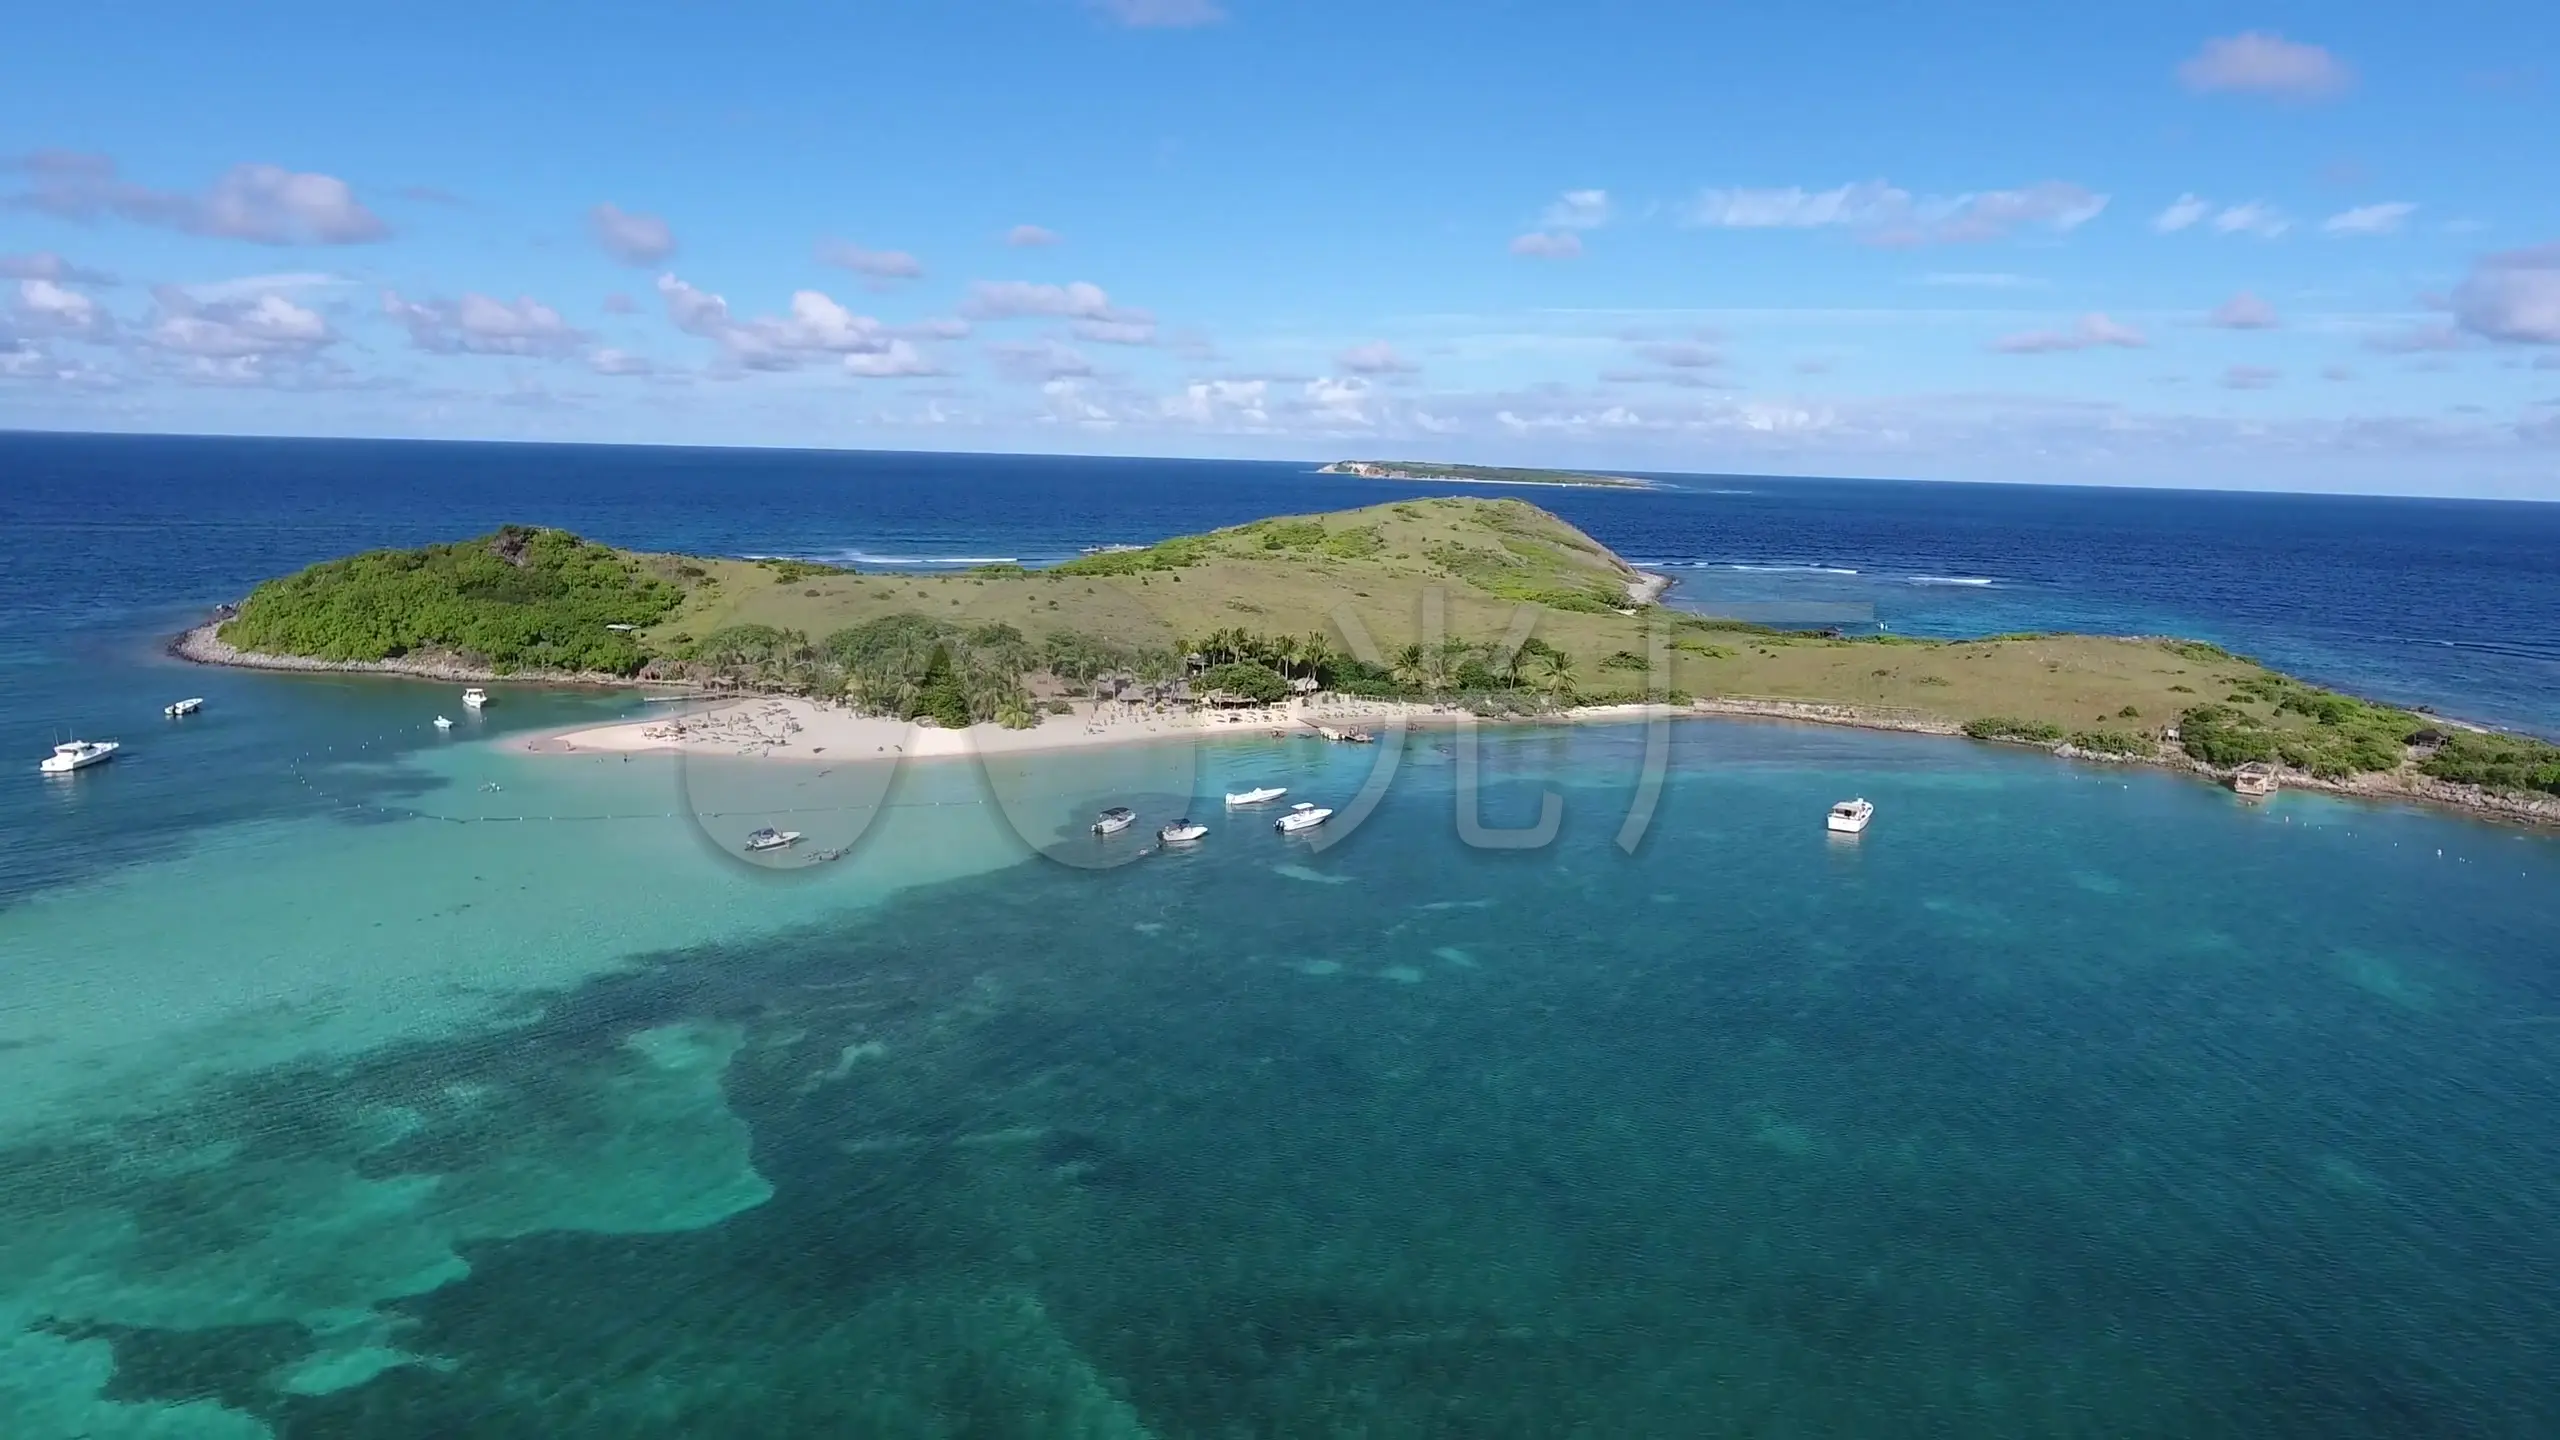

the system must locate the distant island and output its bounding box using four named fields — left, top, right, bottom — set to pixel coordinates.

left=1319, top=460, right=1654, bottom=490
left=175, top=497, right=2559, bottom=826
